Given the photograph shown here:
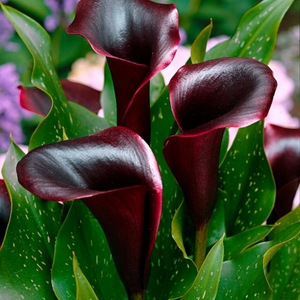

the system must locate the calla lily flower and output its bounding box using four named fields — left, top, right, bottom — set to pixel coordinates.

left=19, top=79, right=101, bottom=116
left=264, top=124, right=300, bottom=223
left=163, top=57, right=277, bottom=266
left=66, top=0, right=180, bottom=143
left=0, top=179, right=10, bottom=245
left=16, top=126, right=162, bottom=298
